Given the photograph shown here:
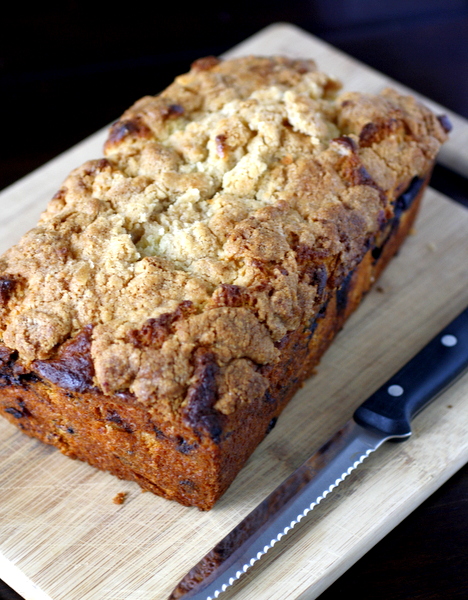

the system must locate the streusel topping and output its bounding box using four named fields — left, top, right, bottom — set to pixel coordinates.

left=0, top=56, right=448, bottom=415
